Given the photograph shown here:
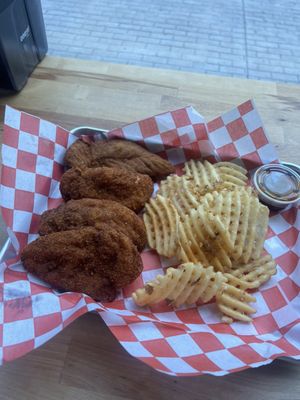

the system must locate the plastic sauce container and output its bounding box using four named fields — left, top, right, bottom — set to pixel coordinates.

left=253, top=163, right=300, bottom=209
